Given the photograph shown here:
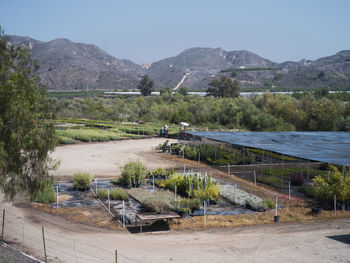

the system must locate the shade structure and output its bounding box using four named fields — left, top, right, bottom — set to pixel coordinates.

left=187, top=131, right=350, bottom=166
